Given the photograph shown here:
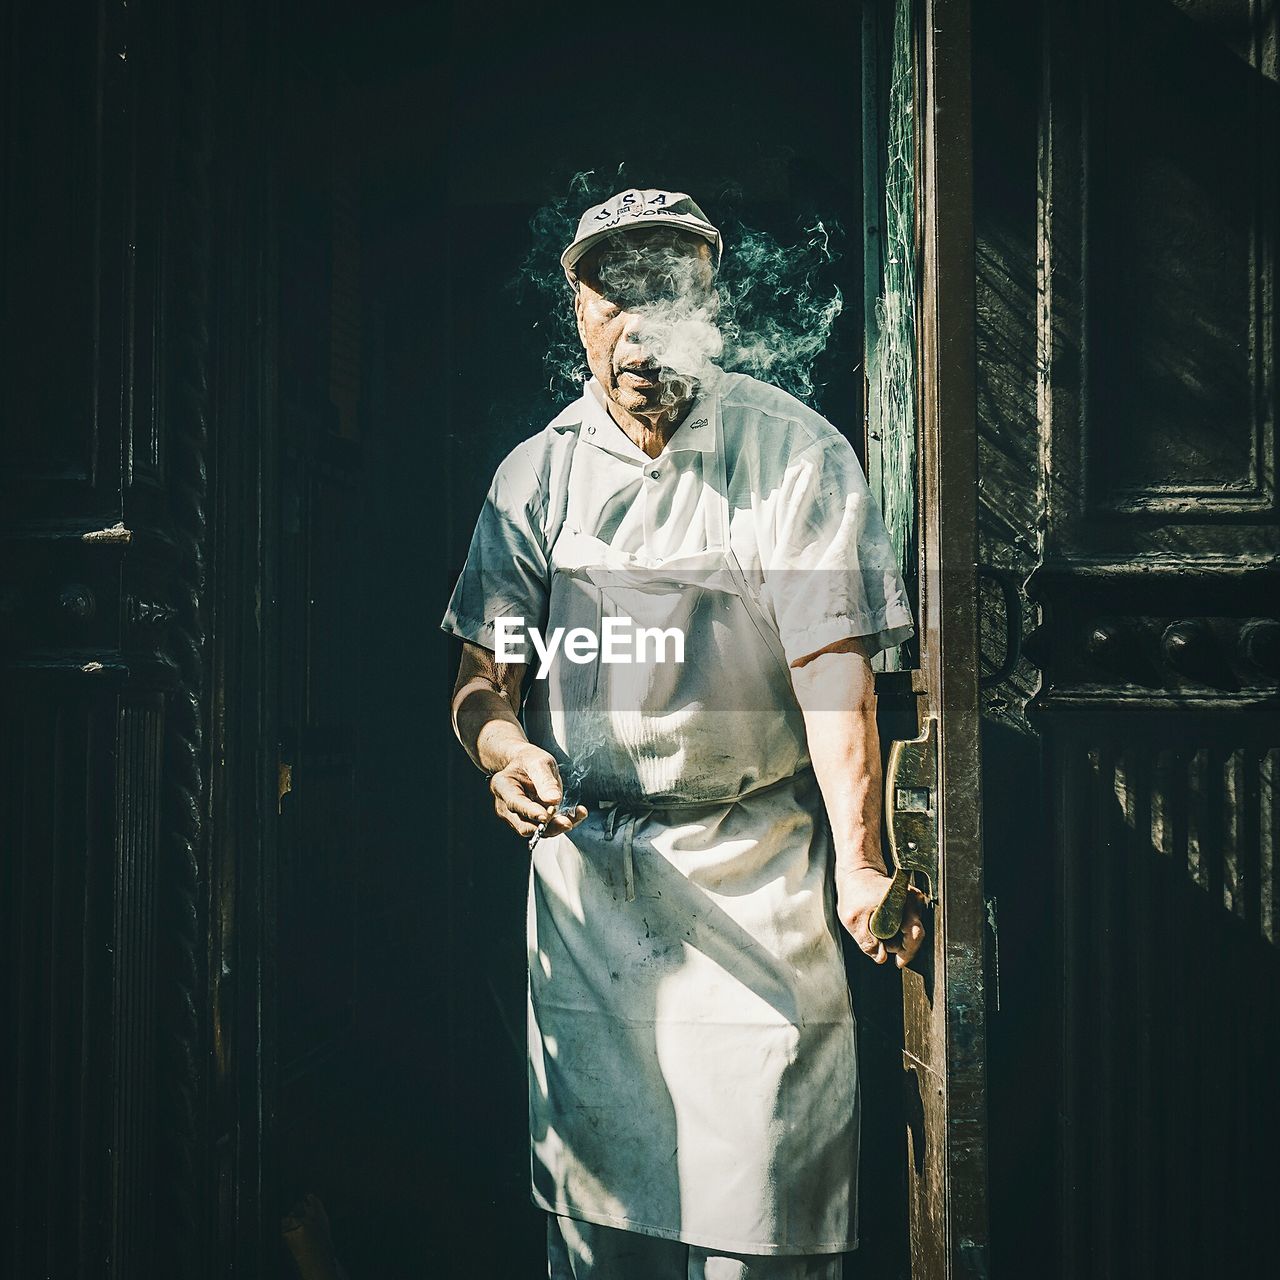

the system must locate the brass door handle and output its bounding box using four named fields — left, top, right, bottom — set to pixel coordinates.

left=869, top=866, right=915, bottom=939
